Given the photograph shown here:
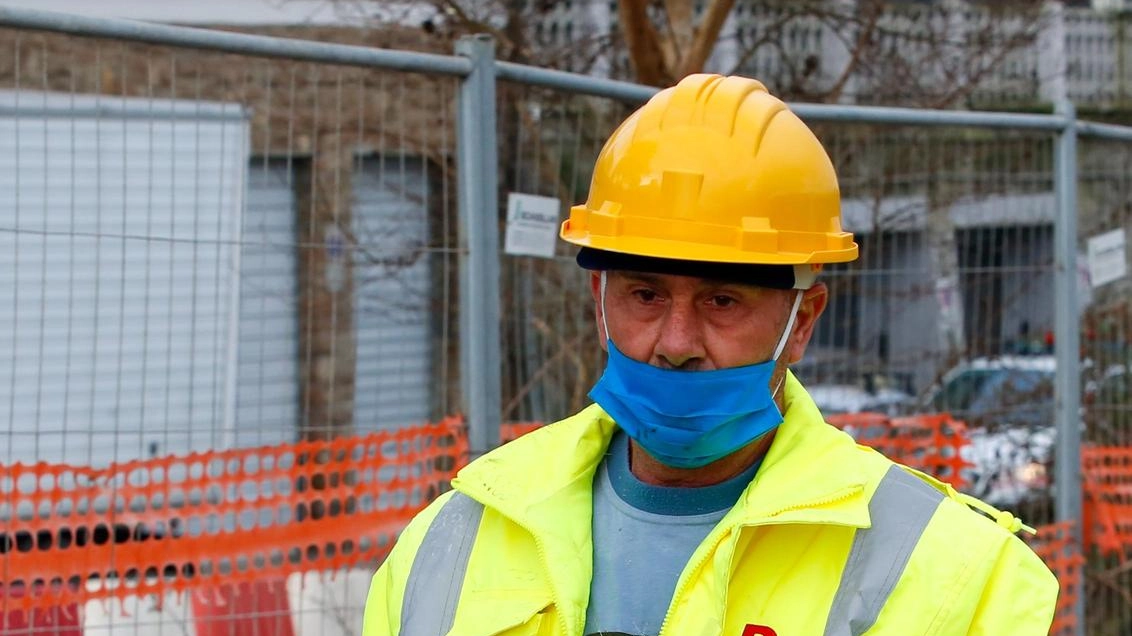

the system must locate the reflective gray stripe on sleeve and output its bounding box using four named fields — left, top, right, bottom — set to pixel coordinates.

left=823, top=465, right=945, bottom=636
left=400, top=492, right=484, bottom=636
